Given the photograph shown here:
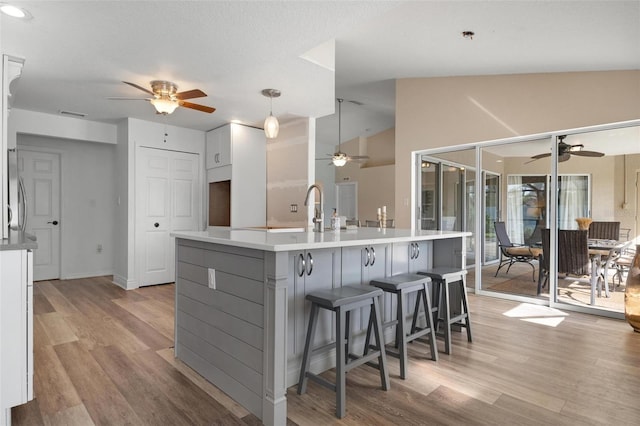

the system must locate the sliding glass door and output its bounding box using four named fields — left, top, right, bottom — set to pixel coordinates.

left=483, top=172, right=500, bottom=263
